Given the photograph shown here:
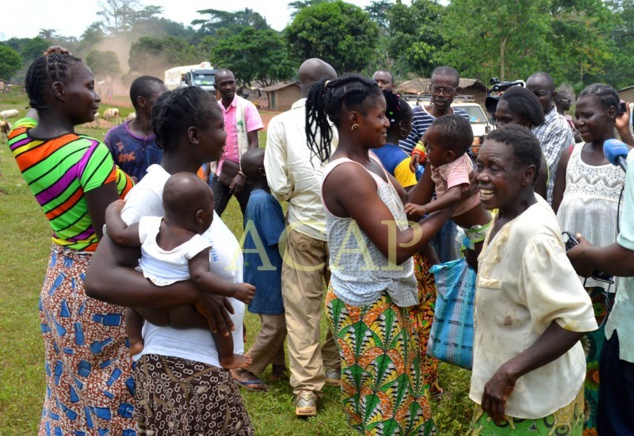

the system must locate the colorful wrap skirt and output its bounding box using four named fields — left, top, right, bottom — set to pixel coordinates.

left=326, top=288, right=435, bottom=435
left=409, top=253, right=441, bottom=395
left=38, top=244, right=137, bottom=435
left=470, top=388, right=585, bottom=435
left=134, top=354, right=254, bottom=435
